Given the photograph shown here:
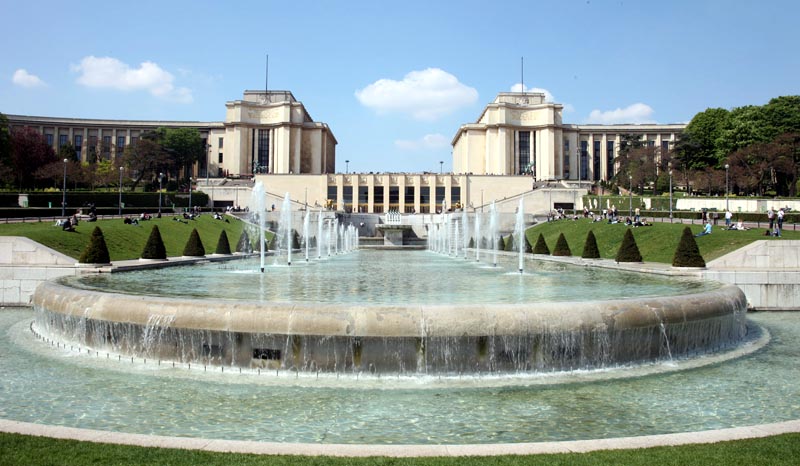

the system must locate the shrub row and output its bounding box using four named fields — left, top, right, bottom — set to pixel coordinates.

left=0, top=192, right=208, bottom=209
